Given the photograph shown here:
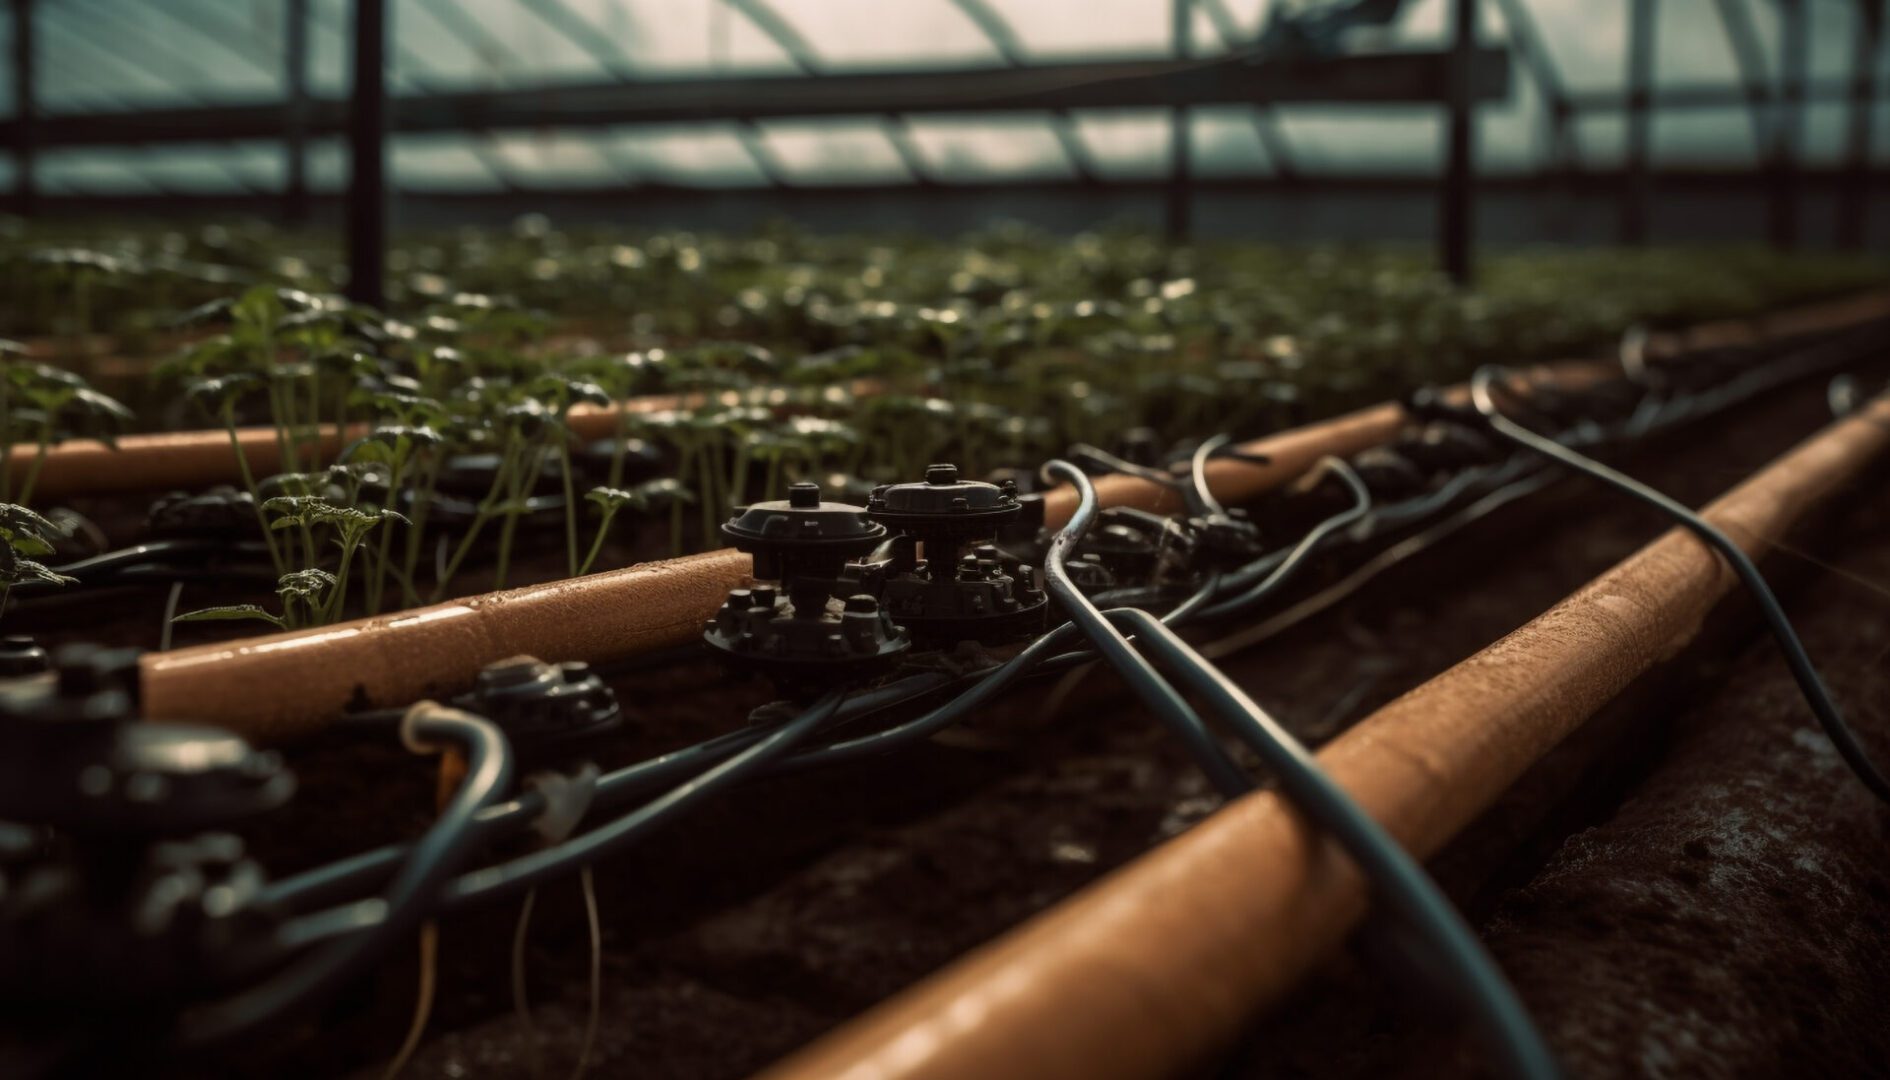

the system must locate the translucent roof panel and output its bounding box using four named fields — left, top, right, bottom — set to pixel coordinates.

left=593, top=125, right=774, bottom=187
left=606, top=0, right=802, bottom=75
left=392, top=134, right=509, bottom=192
left=754, top=118, right=918, bottom=184
left=7, top=0, right=1890, bottom=194
left=1070, top=110, right=1172, bottom=181
left=756, top=0, right=1001, bottom=68
left=994, top=0, right=1174, bottom=59
left=488, top=130, right=632, bottom=188
left=1192, top=107, right=1280, bottom=177
left=905, top=114, right=1081, bottom=182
